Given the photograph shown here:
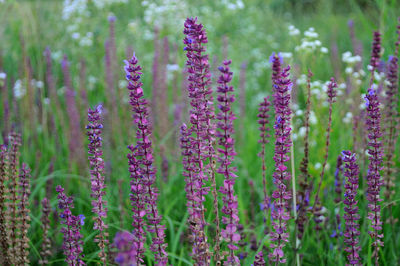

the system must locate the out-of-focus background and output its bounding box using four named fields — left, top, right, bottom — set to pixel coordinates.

left=0, top=0, right=399, bottom=265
